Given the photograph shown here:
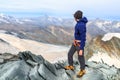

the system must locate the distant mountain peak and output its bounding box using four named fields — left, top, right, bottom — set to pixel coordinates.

left=102, top=33, right=120, bottom=41
left=0, top=13, right=25, bottom=24
left=0, top=13, right=13, bottom=19
left=0, top=13, right=5, bottom=17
